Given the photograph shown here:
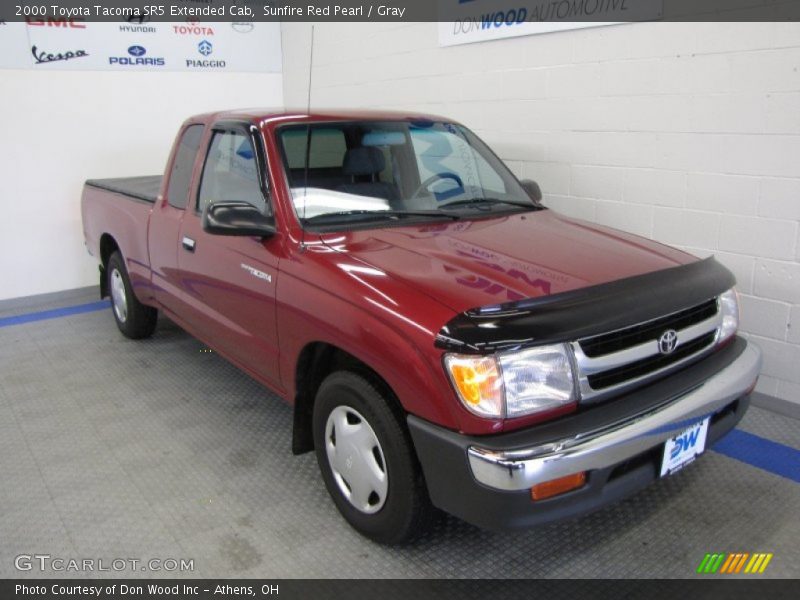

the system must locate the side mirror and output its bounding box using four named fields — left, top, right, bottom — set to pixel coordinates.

left=520, top=179, right=543, bottom=203
left=203, top=201, right=276, bottom=238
